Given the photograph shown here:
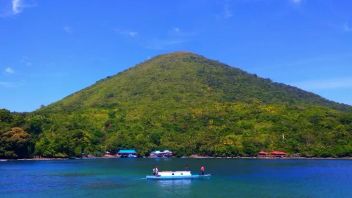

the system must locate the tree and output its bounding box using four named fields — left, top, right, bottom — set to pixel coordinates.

left=0, top=127, right=31, bottom=158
